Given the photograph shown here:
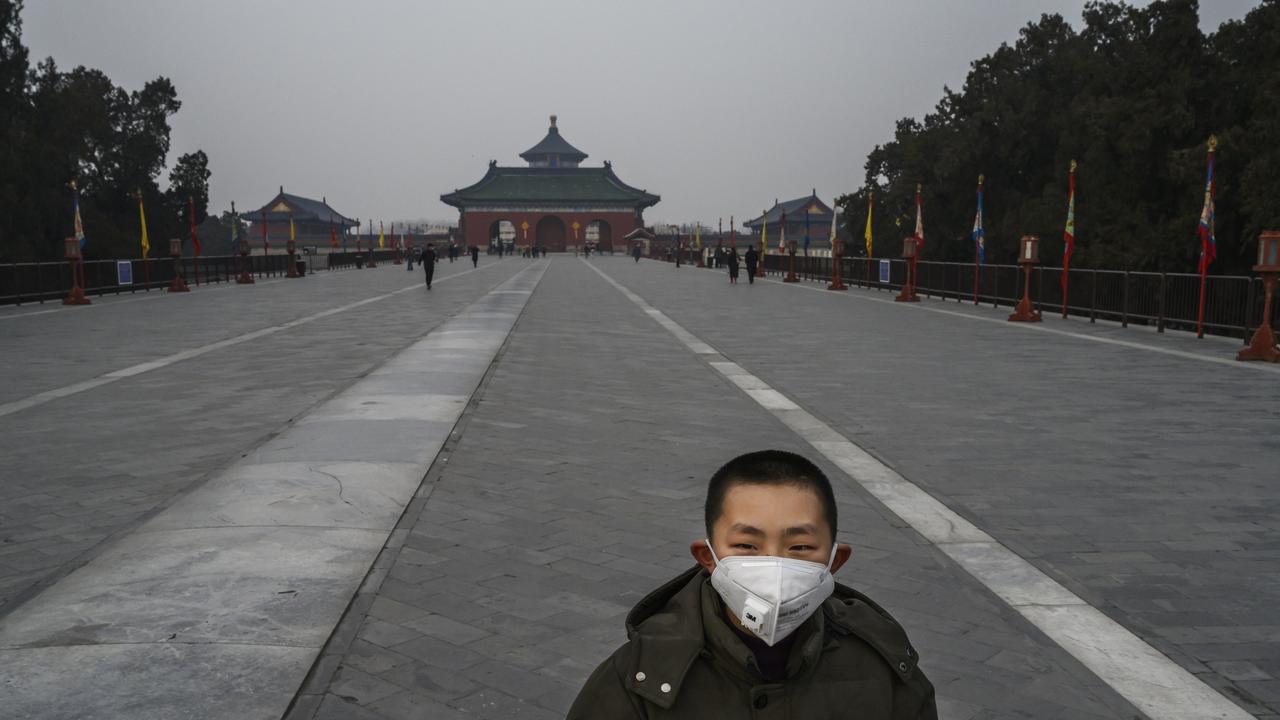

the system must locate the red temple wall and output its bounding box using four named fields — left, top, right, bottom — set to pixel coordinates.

left=458, top=210, right=640, bottom=252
